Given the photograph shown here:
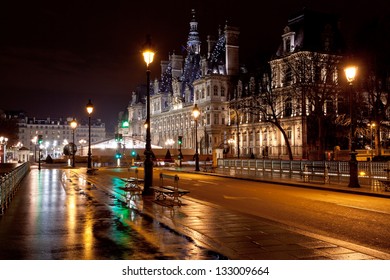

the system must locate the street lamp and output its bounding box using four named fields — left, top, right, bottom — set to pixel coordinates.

left=368, top=122, right=376, bottom=160
left=142, top=35, right=155, bottom=195
left=79, top=139, right=86, bottom=156
left=192, top=104, right=200, bottom=171
left=0, top=136, right=8, bottom=163
left=165, top=138, right=174, bottom=149
left=86, top=99, right=94, bottom=173
left=70, top=118, right=77, bottom=168
left=228, top=138, right=235, bottom=157
left=345, top=65, right=360, bottom=188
